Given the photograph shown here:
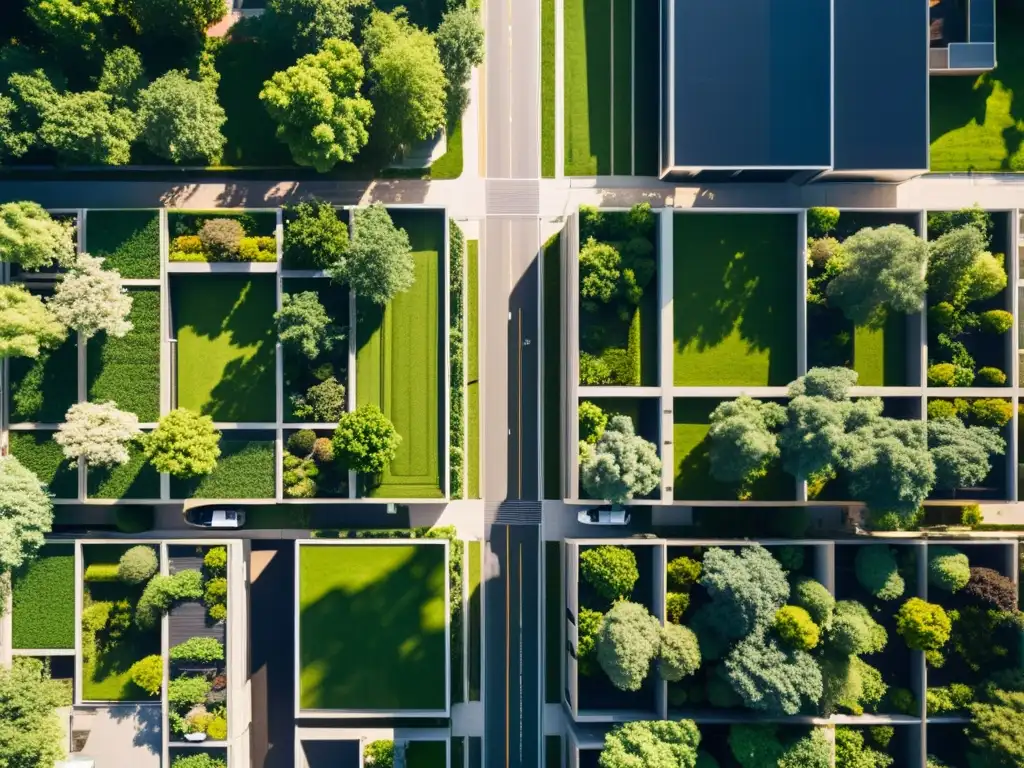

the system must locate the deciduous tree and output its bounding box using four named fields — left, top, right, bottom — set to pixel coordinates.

left=579, top=545, right=638, bottom=601
left=332, top=202, right=414, bottom=304
left=265, top=0, right=368, bottom=53
left=0, top=658, right=67, bottom=768
left=436, top=6, right=485, bottom=123
left=98, top=47, right=147, bottom=107
left=855, top=545, right=905, bottom=601
left=275, top=291, right=344, bottom=359
left=137, top=71, right=227, bottom=165
left=724, top=629, right=823, bottom=715
left=0, top=455, right=53, bottom=572
left=707, top=396, right=785, bottom=489
left=928, top=417, right=1005, bottom=491
left=659, top=623, right=701, bottom=682
left=0, top=285, right=66, bottom=359
left=966, top=671, right=1024, bottom=767
left=55, top=401, right=141, bottom=467
left=39, top=89, right=138, bottom=165
left=596, top=601, right=662, bottom=691
left=0, top=201, right=76, bottom=270
left=283, top=199, right=349, bottom=269
left=28, top=0, right=114, bottom=53
left=599, top=719, right=702, bottom=768
left=331, top=404, right=400, bottom=474
left=144, top=409, right=221, bottom=478
left=896, top=598, right=951, bottom=651
left=580, top=415, right=661, bottom=504
left=48, top=253, right=133, bottom=338
left=121, top=0, right=226, bottom=38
